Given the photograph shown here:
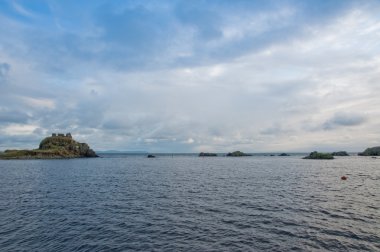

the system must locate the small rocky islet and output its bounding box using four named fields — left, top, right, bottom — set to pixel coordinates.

left=303, top=151, right=334, bottom=160
left=304, top=147, right=380, bottom=159
left=331, top=151, right=349, bottom=156
left=278, top=153, right=290, bottom=156
left=303, top=151, right=349, bottom=159
left=0, top=133, right=98, bottom=159
left=198, top=151, right=251, bottom=157
left=226, top=151, right=252, bottom=157
left=199, top=152, right=217, bottom=157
